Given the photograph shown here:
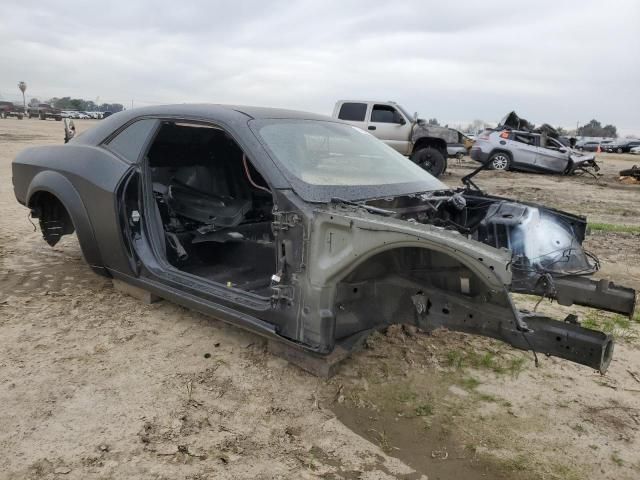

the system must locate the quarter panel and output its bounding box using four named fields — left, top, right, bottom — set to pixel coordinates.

left=18, top=144, right=133, bottom=274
